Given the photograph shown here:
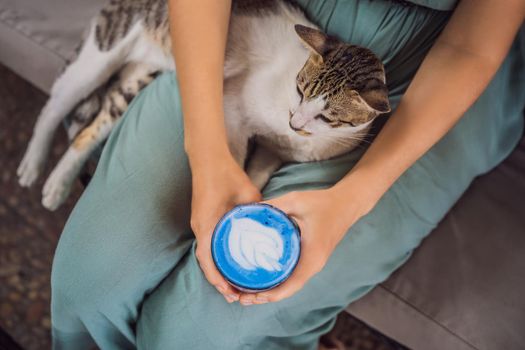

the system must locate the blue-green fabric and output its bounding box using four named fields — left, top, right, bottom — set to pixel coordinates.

left=404, top=0, right=457, bottom=11
left=50, top=0, right=525, bottom=349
